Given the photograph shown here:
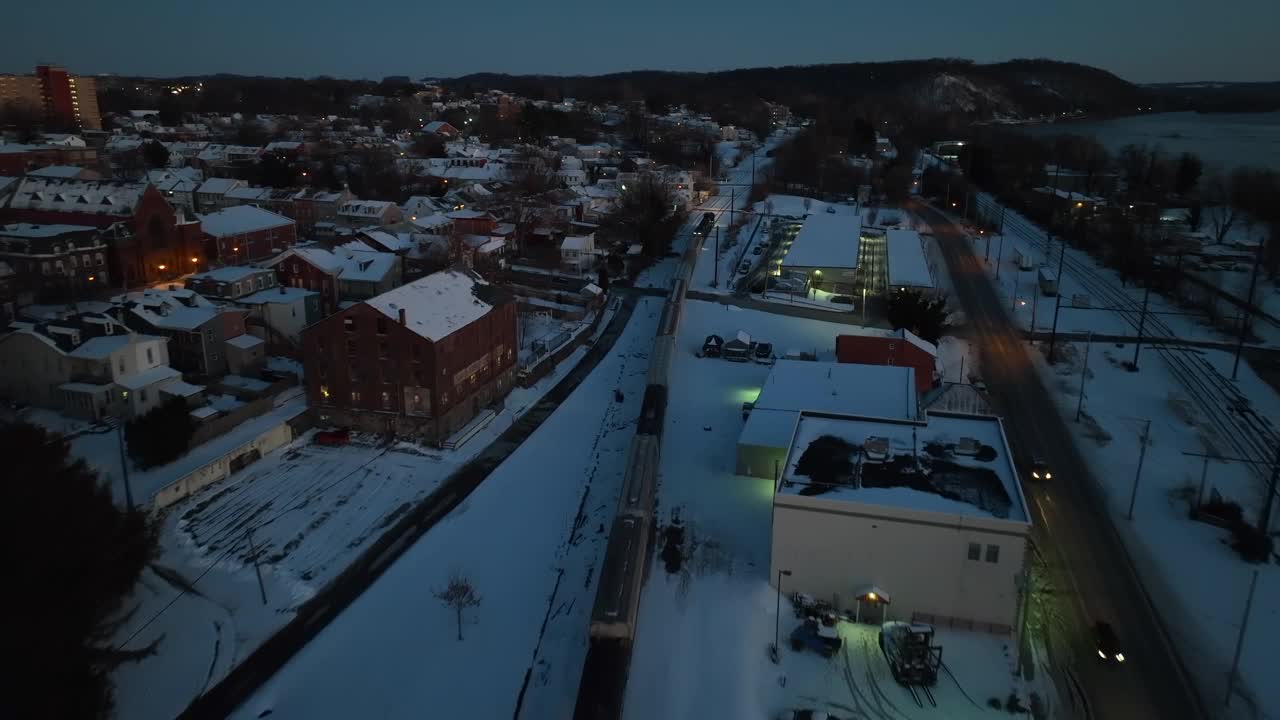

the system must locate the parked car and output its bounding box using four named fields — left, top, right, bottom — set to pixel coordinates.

left=789, top=616, right=842, bottom=658
left=313, top=428, right=350, bottom=446
left=739, top=261, right=752, bottom=274
left=752, top=245, right=764, bottom=255
left=829, top=295, right=853, bottom=305
left=754, top=342, right=776, bottom=365
left=1094, top=621, right=1125, bottom=663
left=701, top=334, right=724, bottom=358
